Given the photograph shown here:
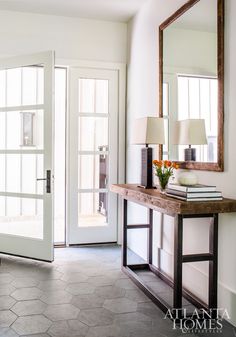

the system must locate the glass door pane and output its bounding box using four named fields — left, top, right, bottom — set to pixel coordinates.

left=78, top=79, right=109, bottom=228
